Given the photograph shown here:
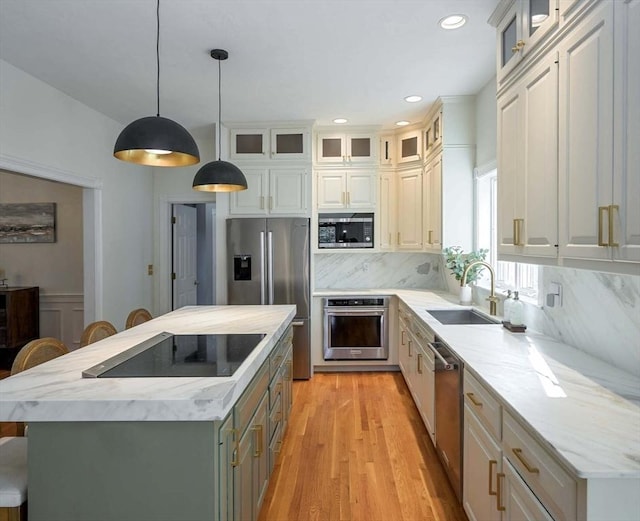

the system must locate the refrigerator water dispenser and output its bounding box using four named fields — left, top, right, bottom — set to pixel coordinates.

left=234, top=255, right=252, bottom=280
